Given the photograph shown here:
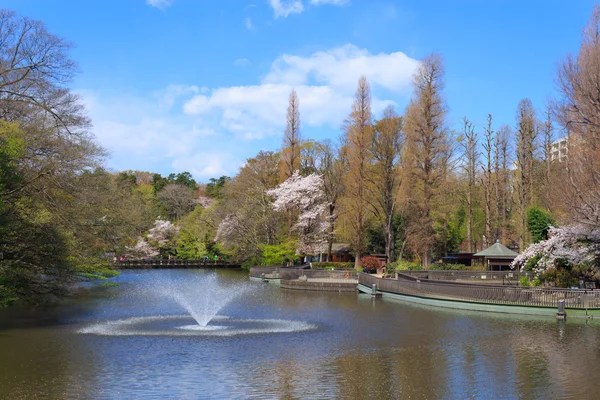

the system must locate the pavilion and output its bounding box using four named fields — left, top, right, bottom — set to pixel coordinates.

left=473, top=240, right=519, bottom=271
